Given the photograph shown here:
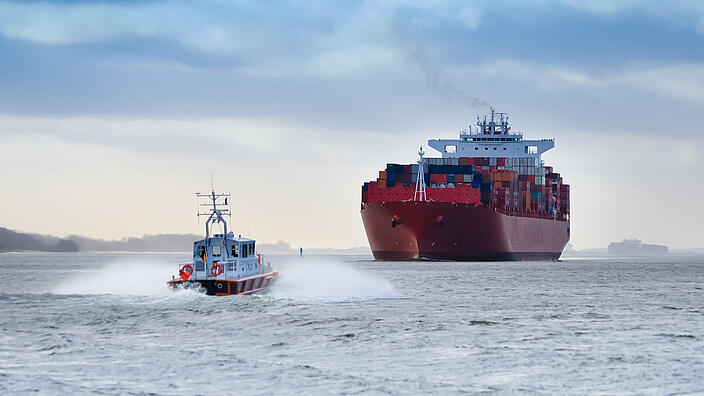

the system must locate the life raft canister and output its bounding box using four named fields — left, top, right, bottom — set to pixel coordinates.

left=180, top=264, right=194, bottom=280
left=210, top=263, right=223, bottom=276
